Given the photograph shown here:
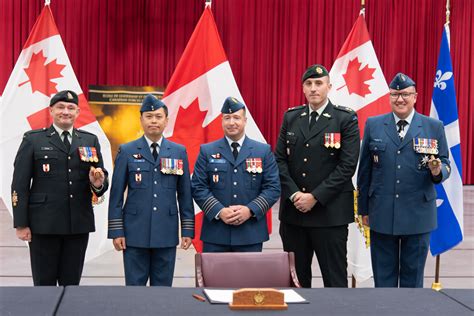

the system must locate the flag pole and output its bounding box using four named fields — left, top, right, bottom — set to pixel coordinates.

left=431, top=0, right=450, bottom=292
